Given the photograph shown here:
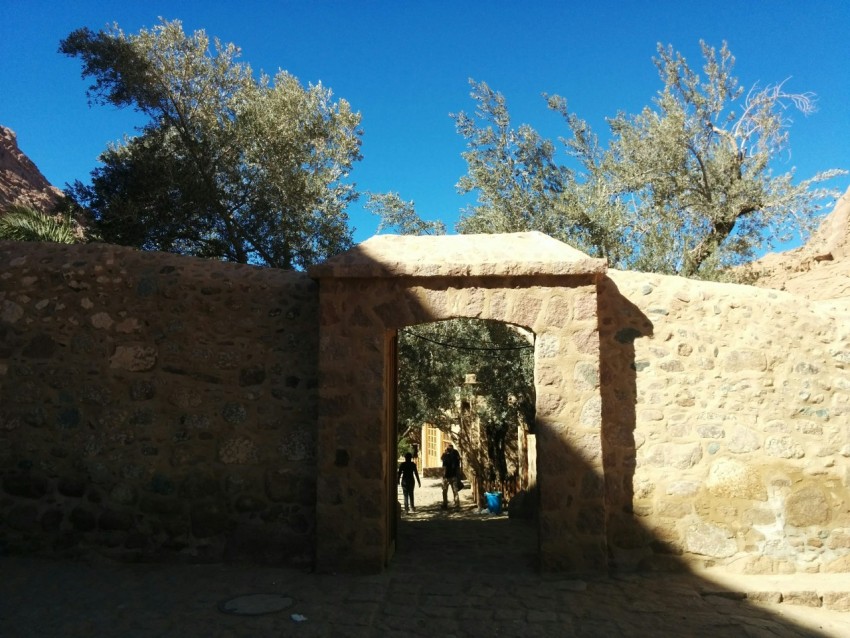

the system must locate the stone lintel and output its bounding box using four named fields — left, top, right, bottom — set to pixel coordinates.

left=309, top=232, right=608, bottom=279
